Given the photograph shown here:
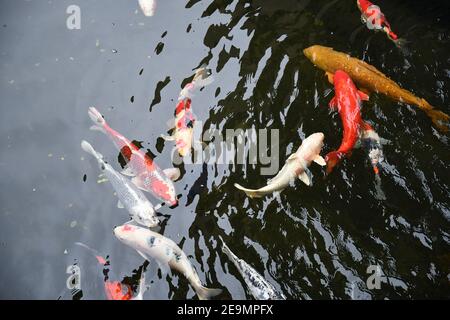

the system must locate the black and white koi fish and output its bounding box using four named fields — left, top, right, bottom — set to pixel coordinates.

left=219, top=236, right=285, bottom=300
